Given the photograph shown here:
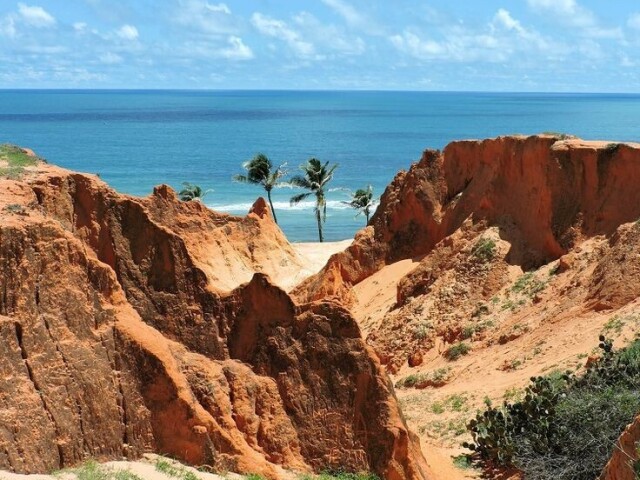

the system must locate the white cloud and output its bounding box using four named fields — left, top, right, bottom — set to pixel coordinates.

left=17, top=3, right=56, bottom=28
left=527, top=0, right=594, bottom=28
left=219, top=36, right=253, bottom=60
left=293, top=12, right=365, bottom=55
left=493, top=9, right=523, bottom=33
left=527, top=0, right=622, bottom=39
left=492, top=9, right=550, bottom=50
left=389, top=26, right=510, bottom=63
left=73, top=22, right=87, bottom=32
left=99, top=52, right=123, bottom=64
left=320, top=0, right=365, bottom=28
left=251, top=12, right=315, bottom=57
left=176, top=0, right=237, bottom=35
left=205, top=3, right=230, bottom=15
left=390, top=10, right=558, bottom=63
left=0, top=15, right=17, bottom=38
left=628, top=13, right=640, bottom=30
left=389, top=32, right=445, bottom=58
left=116, top=24, right=138, bottom=40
